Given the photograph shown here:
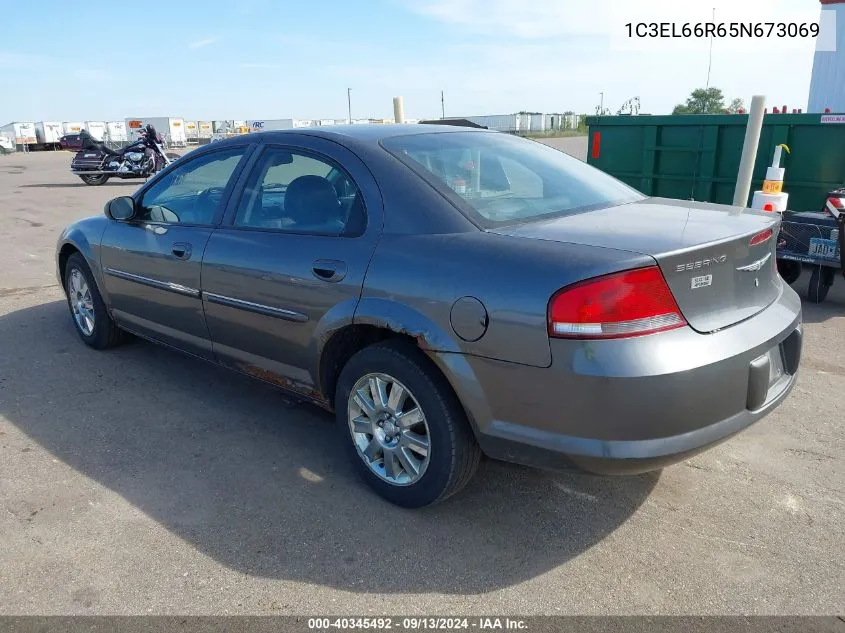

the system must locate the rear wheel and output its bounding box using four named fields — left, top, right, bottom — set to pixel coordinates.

left=777, top=259, right=802, bottom=285
left=807, top=265, right=834, bottom=303
left=79, top=173, right=109, bottom=186
left=335, top=341, right=481, bottom=508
